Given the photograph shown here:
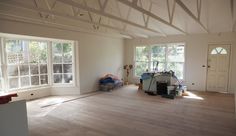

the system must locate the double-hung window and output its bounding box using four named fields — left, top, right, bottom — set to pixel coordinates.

left=52, top=42, right=74, bottom=84
left=134, top=46, right=149, bottom=77
left=134, top=43, right=185, bottom=79
left=6, top=40, right=49, bottom=90
left=0, top=34, right=75, bottom=93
